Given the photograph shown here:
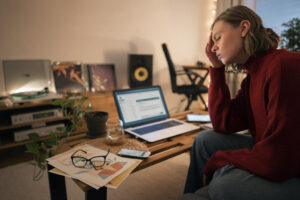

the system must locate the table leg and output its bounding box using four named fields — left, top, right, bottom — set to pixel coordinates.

left=85, top=187, right=107, bottom=200
left=47, top=164, right=67, bottom=200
